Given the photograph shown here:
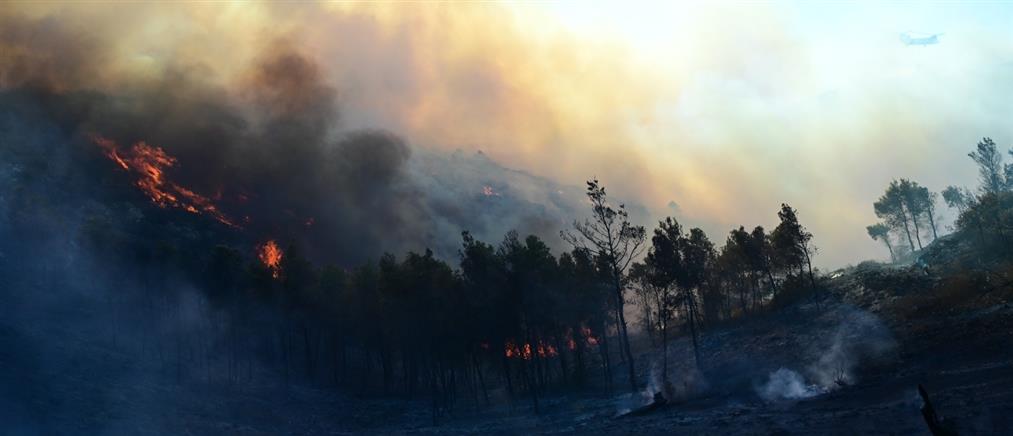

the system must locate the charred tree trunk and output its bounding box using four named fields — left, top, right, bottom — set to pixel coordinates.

left=520, top=358, right=540, bottom=414
left=598, top=325, right=612, bottom=392
left=556, top=337, right=569, bottom=386
left=899, top=206, right=917, bottom=252
left=573, top=332, right=586, bottom=387
left=501, top=352, right=514, bottom=397
left=926, top=211, right=939, bottom=241
left=613, top=276, right=638, bottom=392
left=303, top=325, right=313, bottom=379
left=472, top=352, right=489, bottom=405
left=660, top=312, right=669, bottom=384
left=912, top=218, right=924, bottom=250
left=685, top=290, right=701, bottom=369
